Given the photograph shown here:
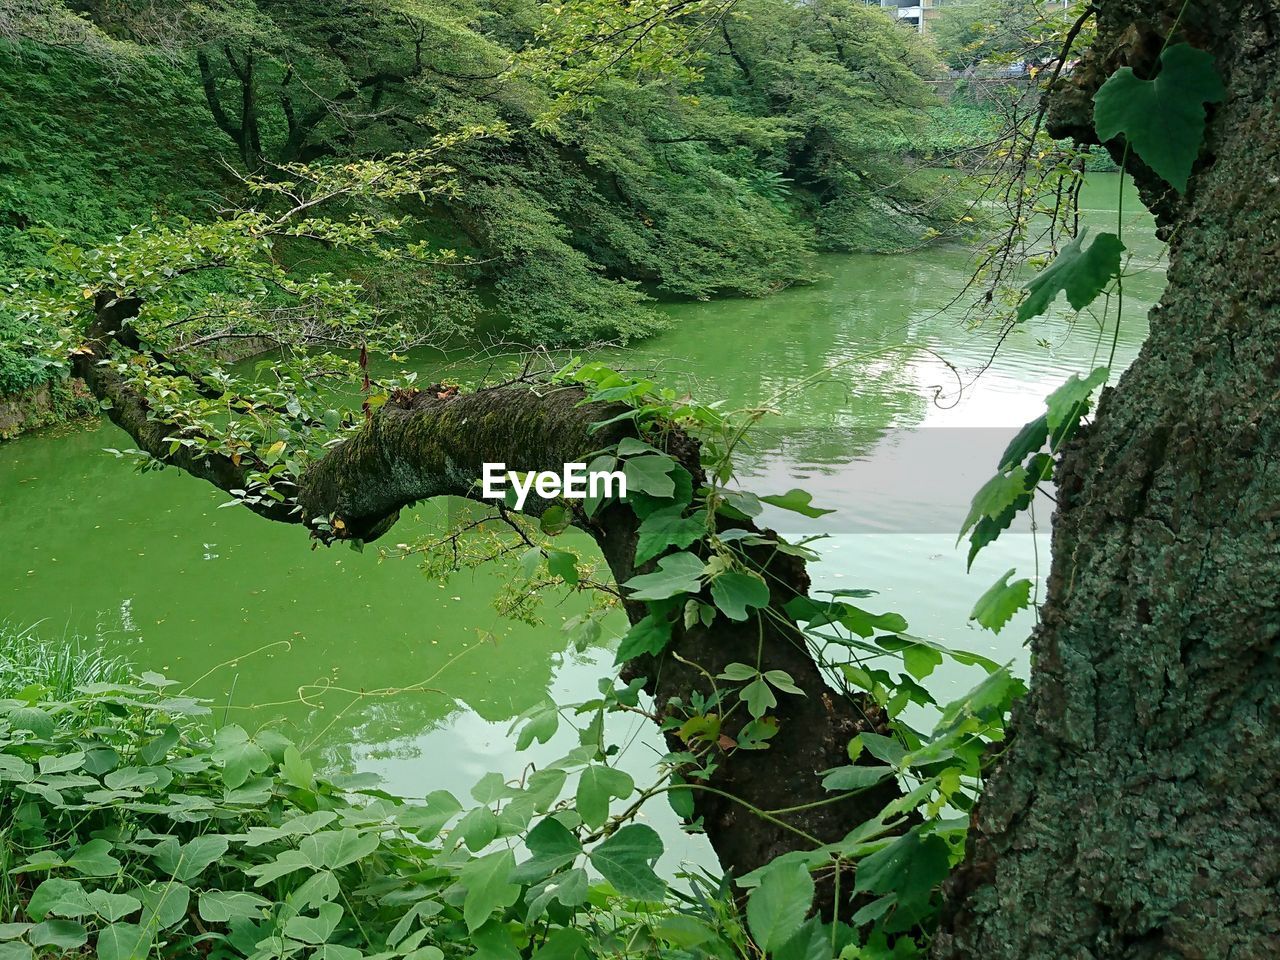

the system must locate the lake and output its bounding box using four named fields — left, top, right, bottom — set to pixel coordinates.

left=0, top=173, right=1164, bottom=872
